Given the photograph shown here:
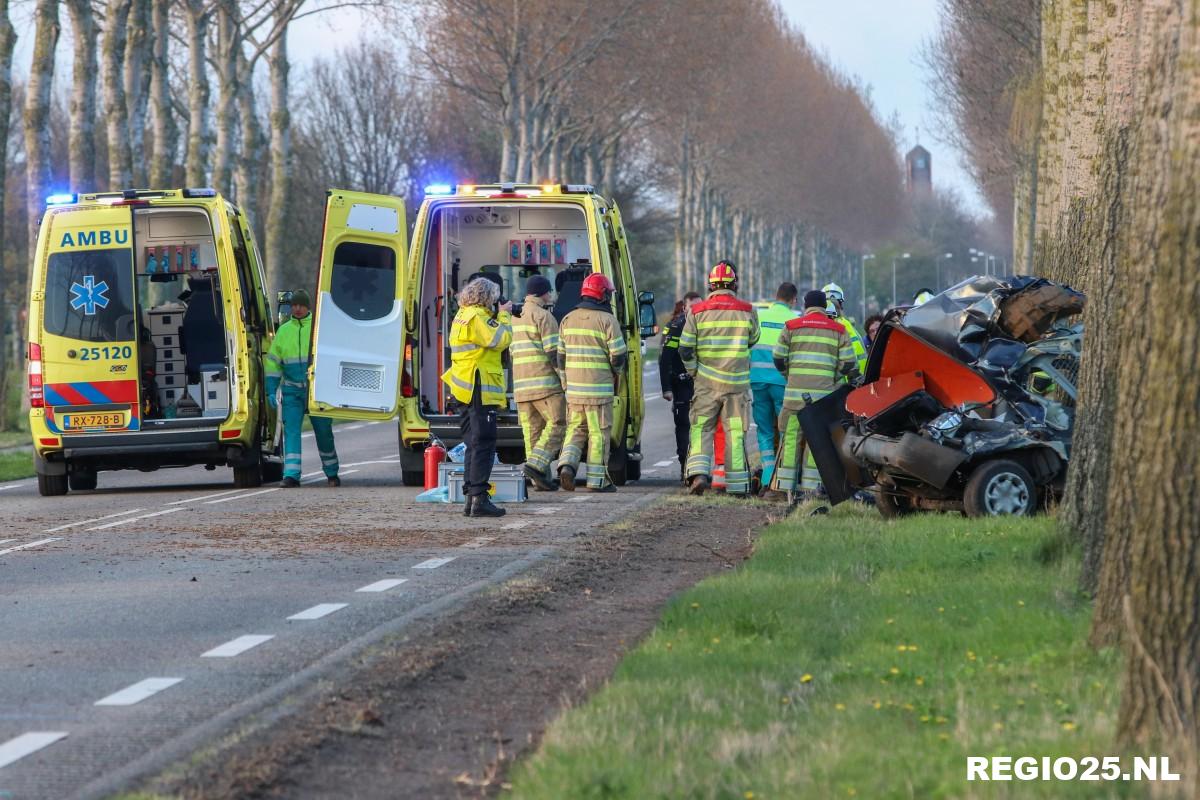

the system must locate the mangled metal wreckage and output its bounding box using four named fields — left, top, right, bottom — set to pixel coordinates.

left=801, top=276, right=1085, bottom=518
